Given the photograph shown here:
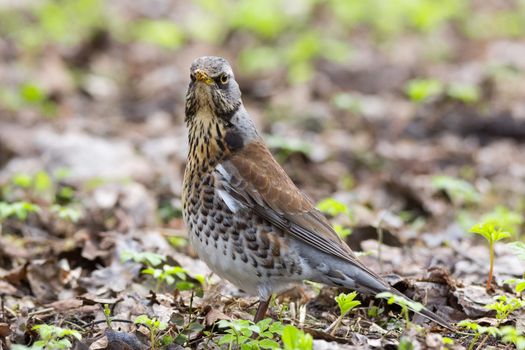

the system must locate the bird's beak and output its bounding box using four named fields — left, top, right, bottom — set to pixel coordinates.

left=195, top=69, right=213, bottom=85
